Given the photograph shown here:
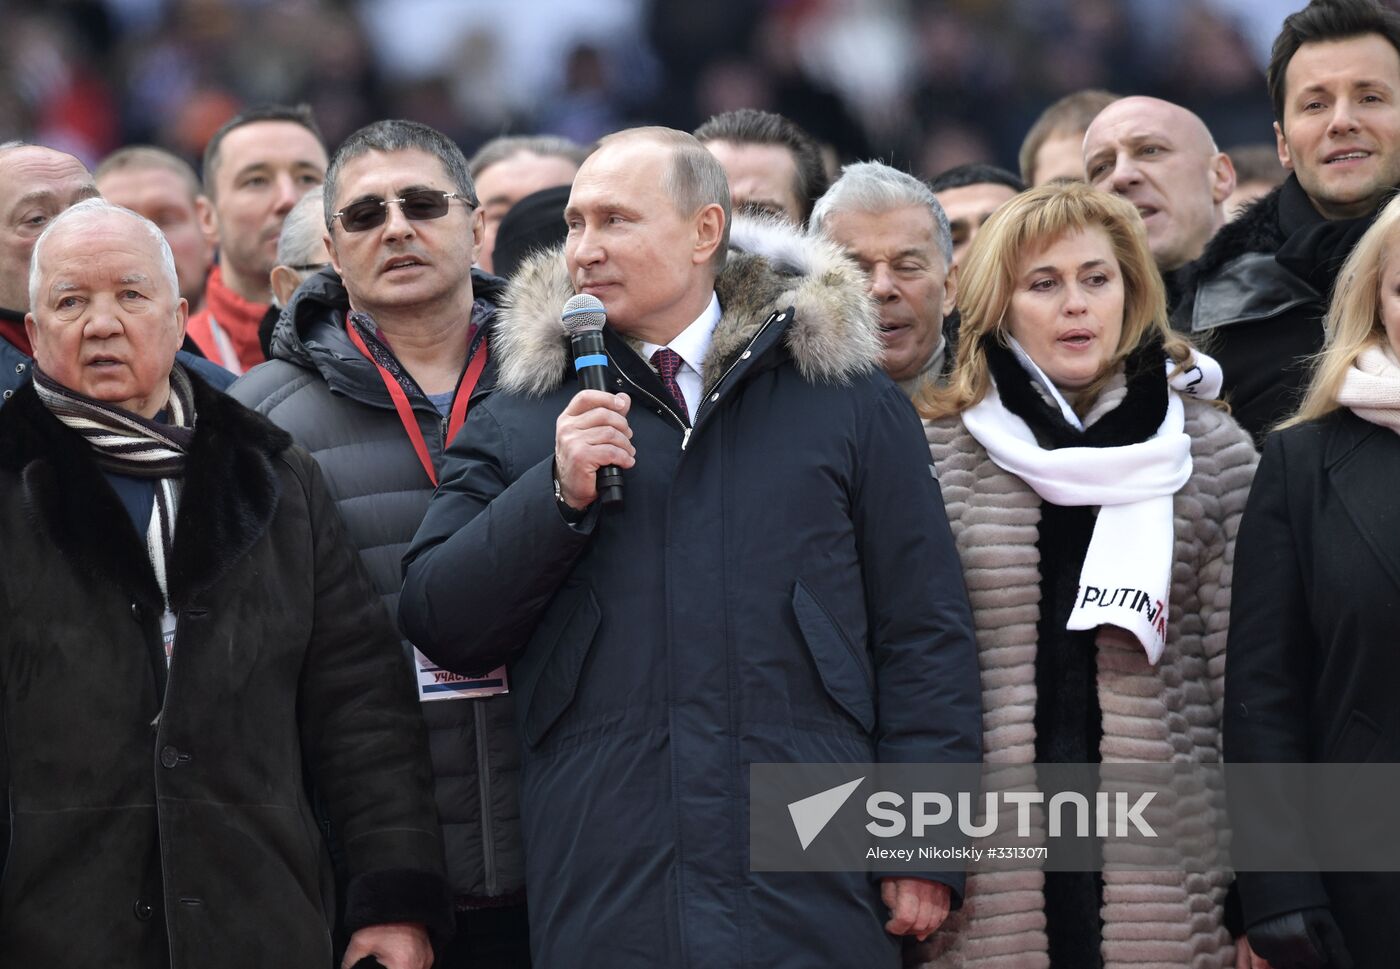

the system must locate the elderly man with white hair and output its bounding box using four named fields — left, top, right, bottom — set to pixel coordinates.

left=0, top=197, right=451, bottom=968
left=811, top=161, right=959, bottom=398
left=255, top=186, right=333, bottom=357
left=269, top=186, right=332, bottom=310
